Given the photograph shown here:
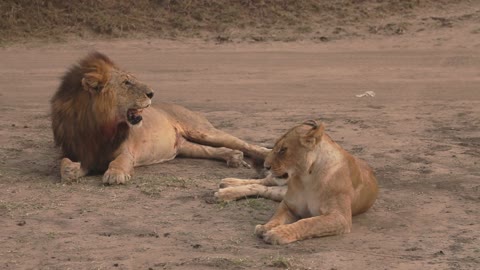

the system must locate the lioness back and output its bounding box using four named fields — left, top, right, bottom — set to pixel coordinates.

left=350, top=156, right=378, bottom=215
